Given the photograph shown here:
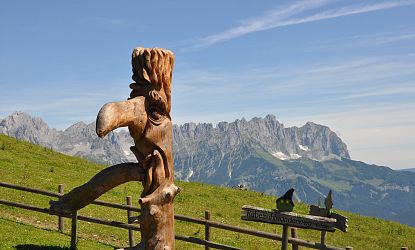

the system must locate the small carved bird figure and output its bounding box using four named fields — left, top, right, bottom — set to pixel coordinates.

left=276, top=188, right=295, bottom=212
left=324, top=190, right=333, bottom=216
